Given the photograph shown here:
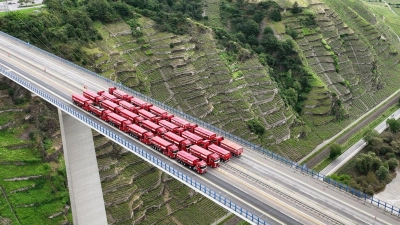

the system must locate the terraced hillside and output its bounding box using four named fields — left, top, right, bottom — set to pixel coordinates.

left=0, top=77, right=72, bottom=224
left=86, top=17, right=298, bottom=150
left=93, top=132, right=227, bottom=224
